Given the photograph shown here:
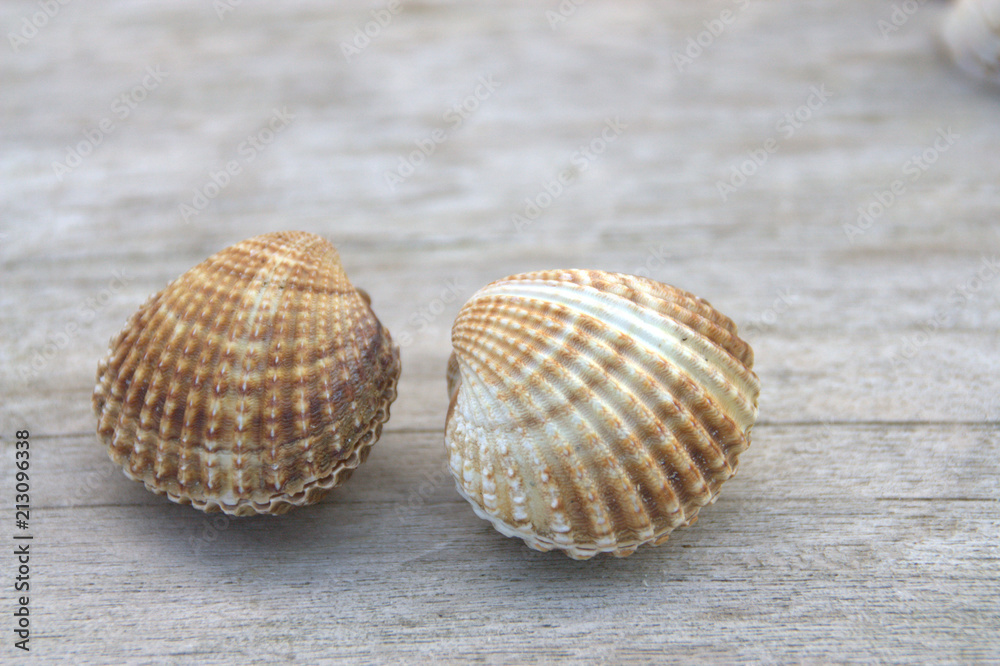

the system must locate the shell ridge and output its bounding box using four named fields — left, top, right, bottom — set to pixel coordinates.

left=152, top=257, right=256, bottom=496
left=260, top=259, right=294, bottom=494
left=225, top=253, right=290, bottom=501
left=521, top=362, right=624, bottom=555
left=179, top=260, right=243, bottom=429
left=624, top=280, right=756, bottom=372
left=600, top=331, right=740, bottom=489
left=107, top=293, right=172, bottom=433
left=456, top=310, right=651, bottom=556
left=150, top=301, right=202, bottom=484
left=481, top=280, right=760, bottom=473
left=448, top=359, right=497, bottom=523
left=273, top=243, right=370, bottom=498
left=580, top=314, right=744, bottom=507
left=246, top=335, right=399, bottom=516
left=289, top=254, right=319, bottom=491
left=479, top=281, right=757, bottom=426
left=525, top=314, right=708, bottom=550
left=553, top=309, right=728, bottom=496
left=566, top=335, right=707, bottom=523
left=535, top=352, right=659, bottom=554
left=94, top=289, right=161, bottom=422
left=312, top=293, right=399, bottom=481
left=118, top=292, right=201, bottom=481
left=493, top=270, right=750, bottom=366
left=453, top=313, right=595, bottom=544
left=451, top=348, right=543, bottom=533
